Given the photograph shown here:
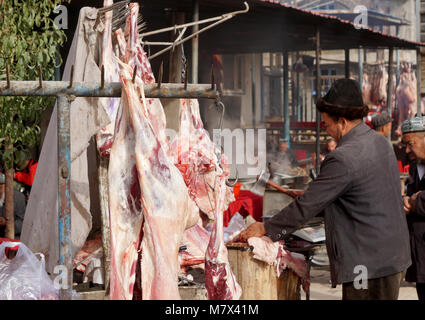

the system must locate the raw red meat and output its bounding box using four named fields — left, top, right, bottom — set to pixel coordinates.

left=248, top=236, right=310, bottom=293
left=179, top=223, right=210, bottom=269
left=205, top=175, right=242, bottom=300
left=169, top=99, right=235, bottom=219
left=118, top=65, right=200, bottom=299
